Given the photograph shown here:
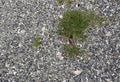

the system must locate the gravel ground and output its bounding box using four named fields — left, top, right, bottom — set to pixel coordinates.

left=0, top=0, right=120, bottom=82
